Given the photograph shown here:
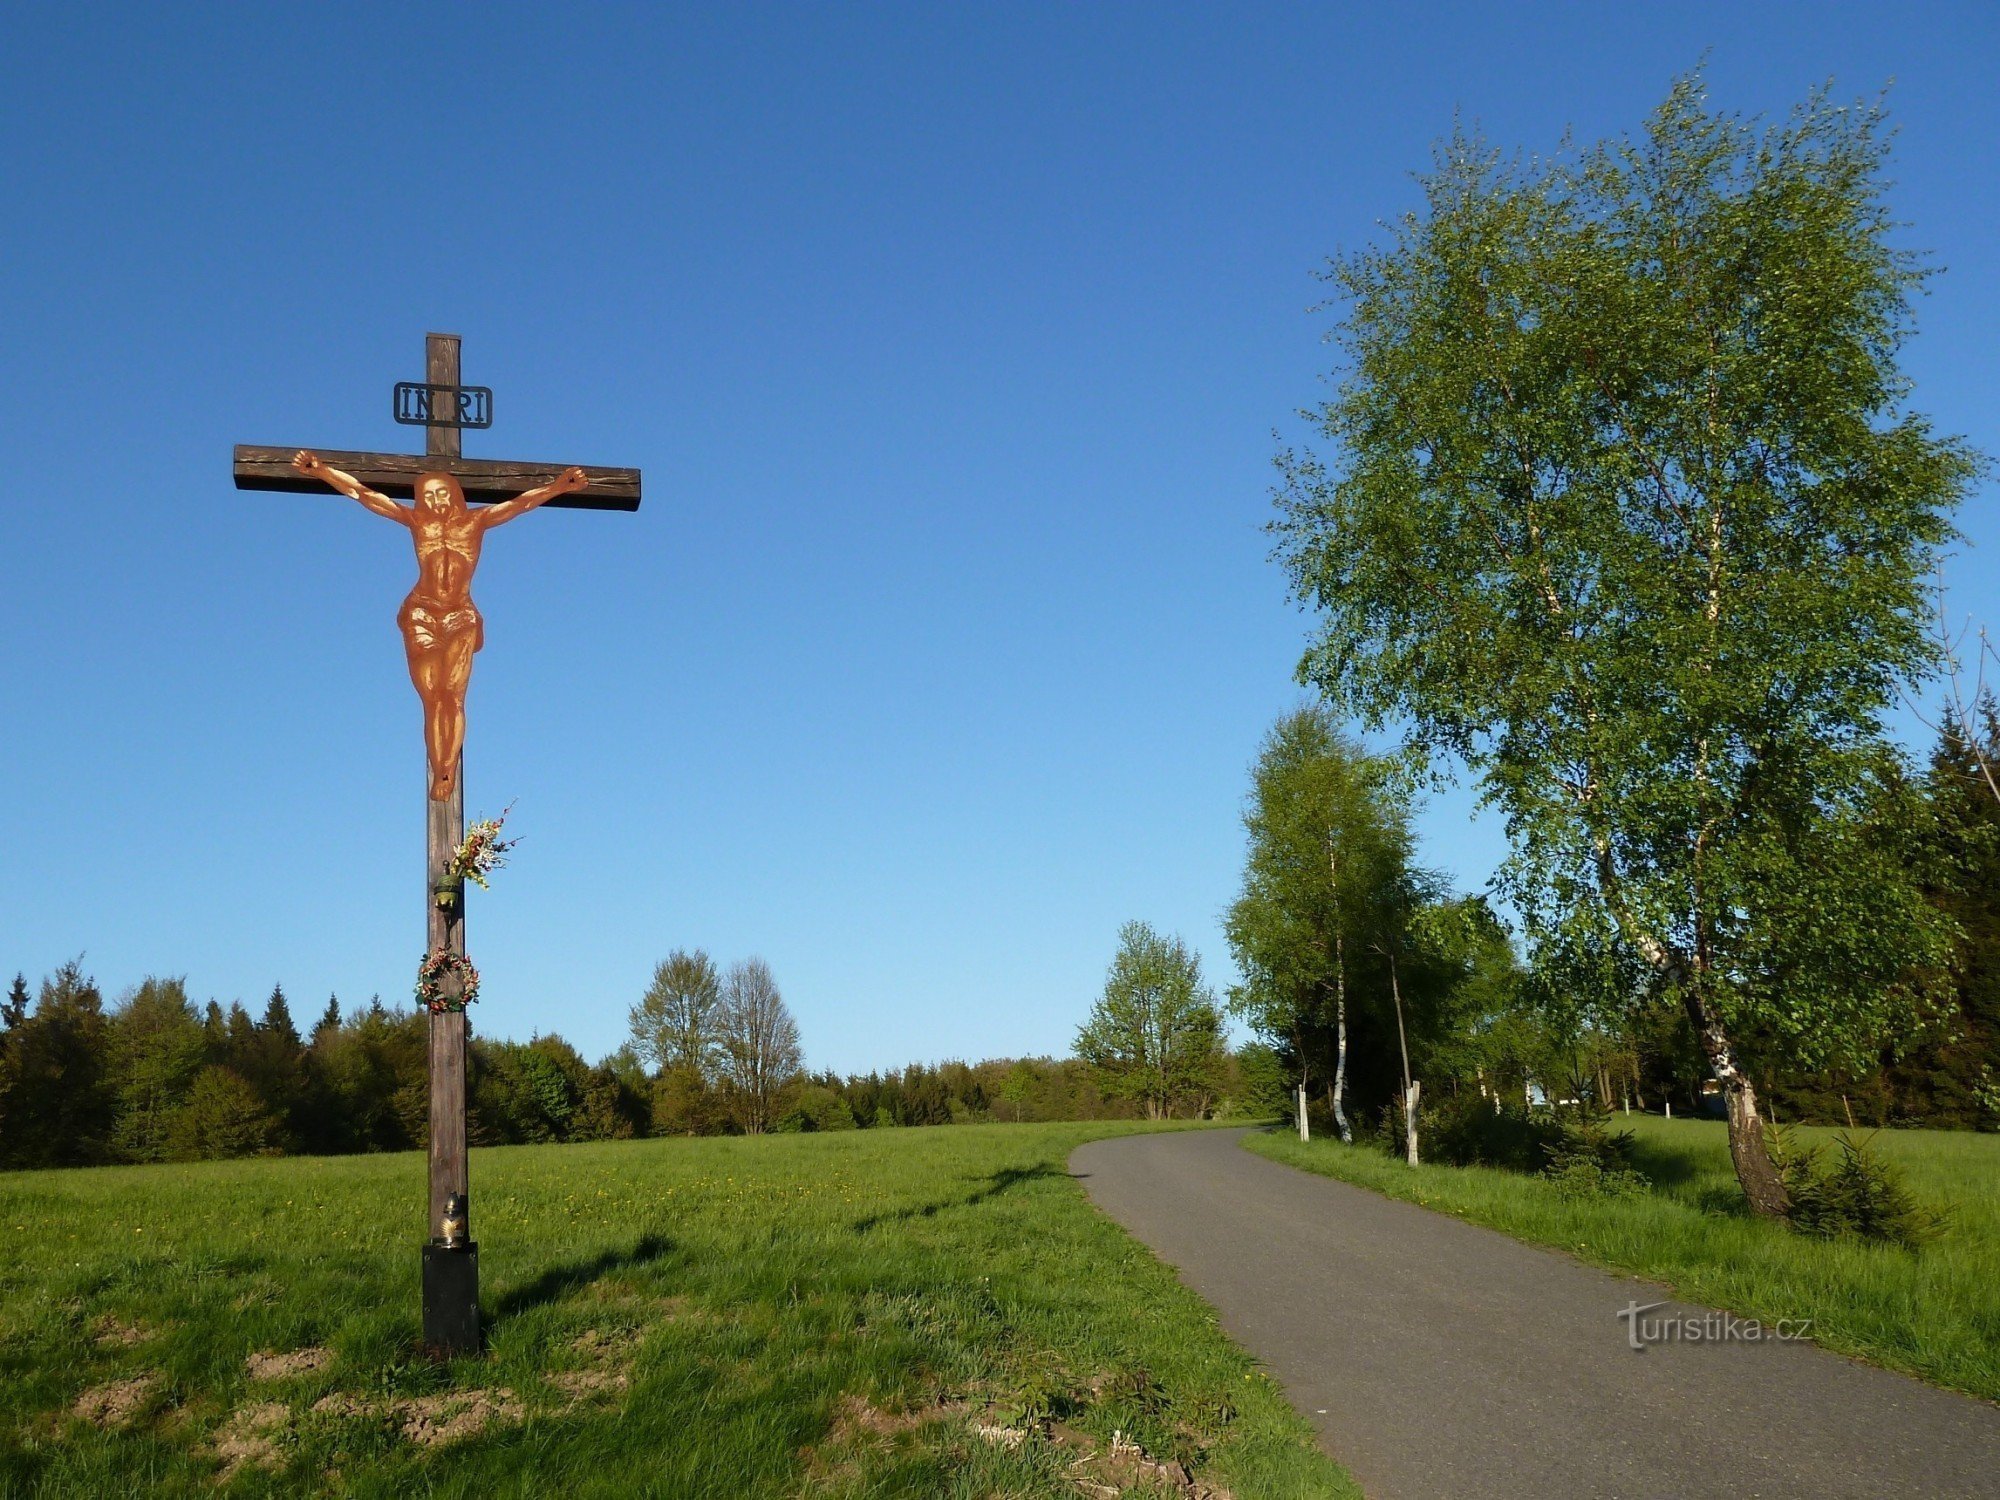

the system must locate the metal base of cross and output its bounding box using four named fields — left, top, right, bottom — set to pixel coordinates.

left=420, top=1242, right=481, bottom=1356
